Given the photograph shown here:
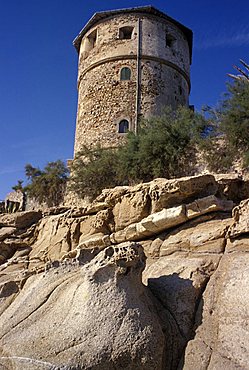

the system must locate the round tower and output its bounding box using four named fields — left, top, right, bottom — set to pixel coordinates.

left=73, top=6, right=193, bottom=154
